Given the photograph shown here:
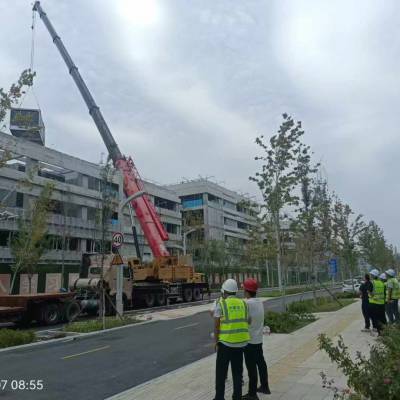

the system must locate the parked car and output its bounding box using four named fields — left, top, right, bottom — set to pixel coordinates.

left=342, top=279, right=361, bottom=293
